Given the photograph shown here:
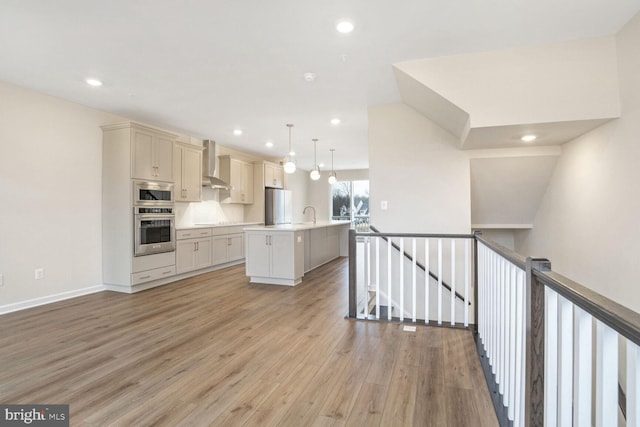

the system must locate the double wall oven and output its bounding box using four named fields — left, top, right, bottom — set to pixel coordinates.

left=133, top=182, right=176, bottom=257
